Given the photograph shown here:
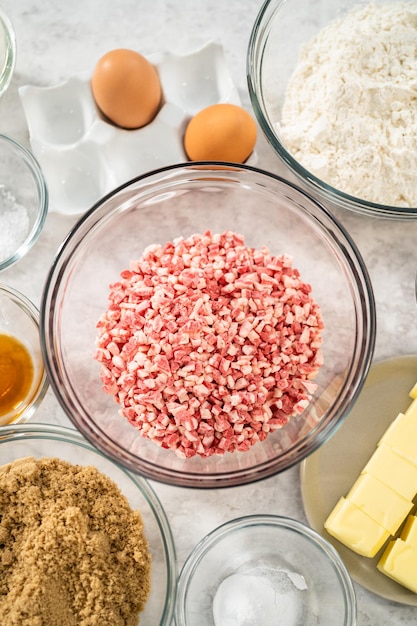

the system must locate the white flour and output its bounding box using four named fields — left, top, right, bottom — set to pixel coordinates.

left=278, top=2, right=417, bottom=207
left=0, top=185, right=30, bottom=261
